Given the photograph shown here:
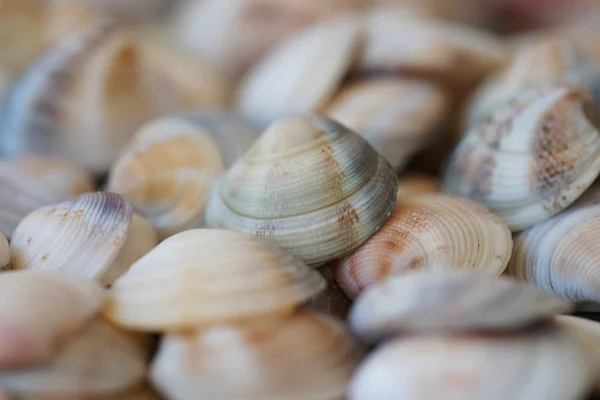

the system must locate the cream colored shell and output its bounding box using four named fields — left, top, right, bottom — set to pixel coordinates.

left=443, top=83, right=600, bottom=231
left=333, top=193, right=512, bottom=300
left=205, top=114, right=398, bottom=265
left=151, top=310, right=360, bottom=400
left=104, top=229, right=326, bottom=331
left=107, top=113, right=260, bottom=238
left=10, top=192, right=157, bottom=285
left=349, top=270, right=570, bottom=342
